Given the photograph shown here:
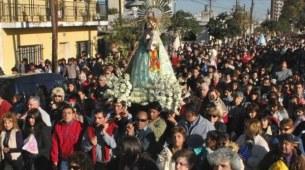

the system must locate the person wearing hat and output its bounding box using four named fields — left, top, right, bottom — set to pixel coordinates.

left=259, top=134, right=305, bottom=170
